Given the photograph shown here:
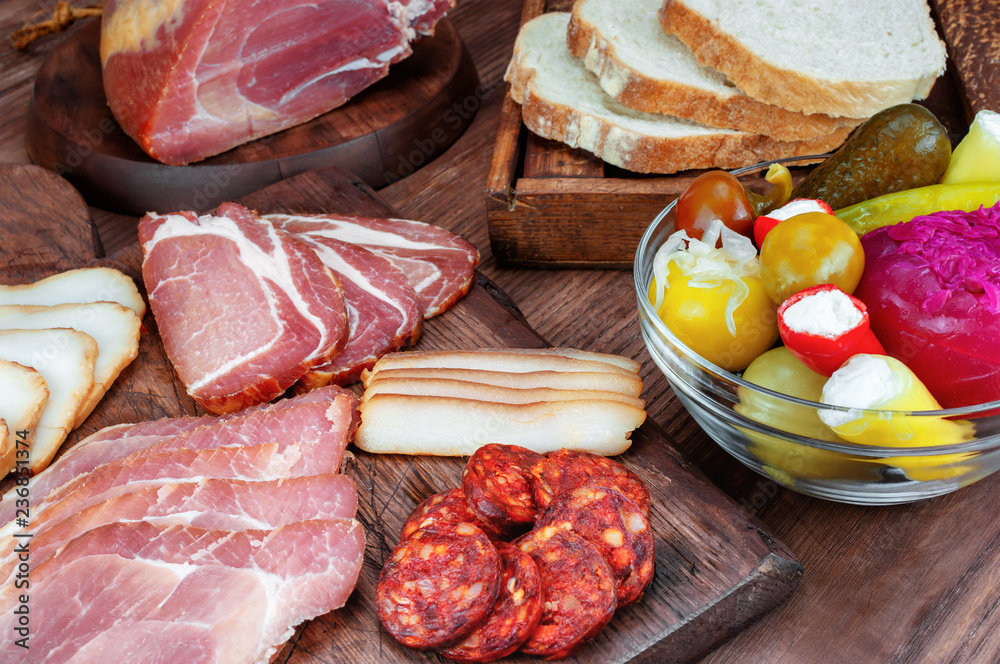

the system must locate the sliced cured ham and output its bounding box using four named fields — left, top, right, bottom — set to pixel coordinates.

left=4, top=519, right=365, bottom=663
left=0, top=386, right=356, bottom=528
left=293, top=234, right=422, bottom=388
left=0, top=474, right=358, bottom=601
left=139, top=202, right=349, bottom=414
left=100, top=0, right=455, bottom=165
left=267, top=213, right=480, bottom=318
